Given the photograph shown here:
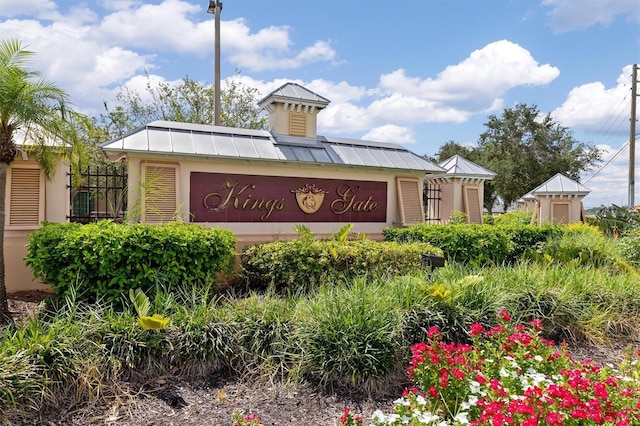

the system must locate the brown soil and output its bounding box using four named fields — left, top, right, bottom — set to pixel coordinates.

left=3, top=292, right=635, bottom=426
